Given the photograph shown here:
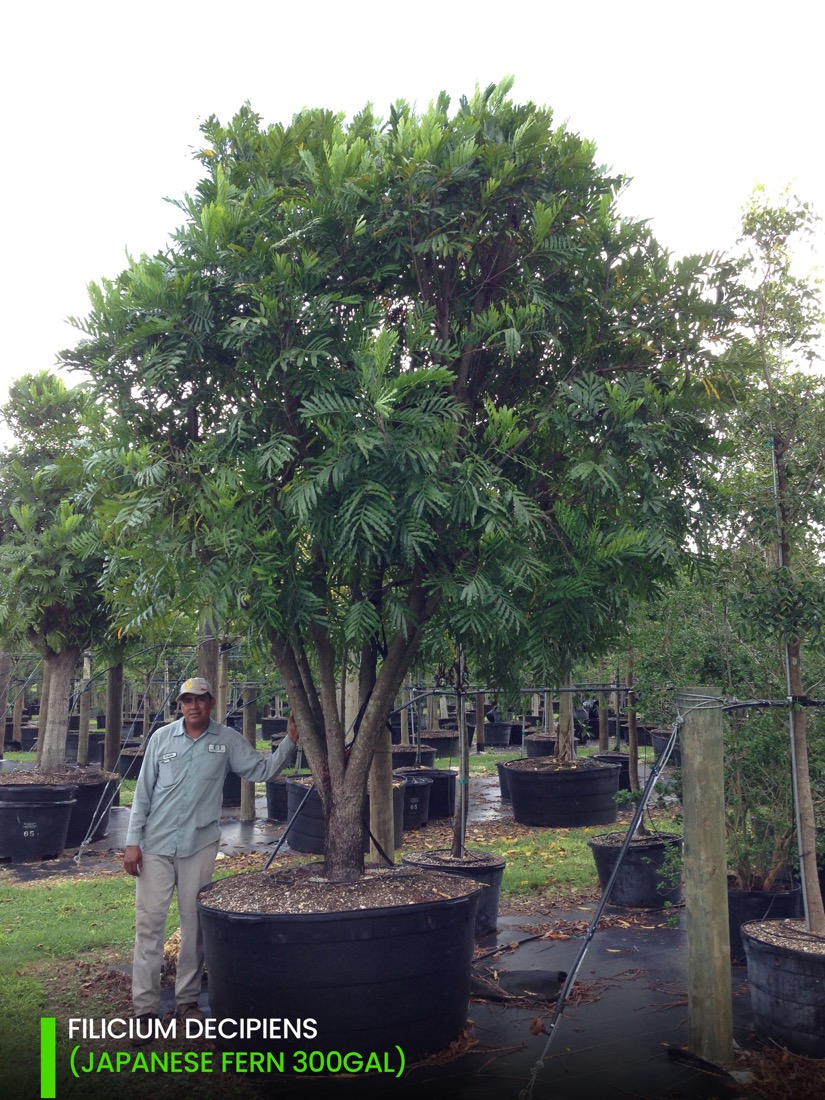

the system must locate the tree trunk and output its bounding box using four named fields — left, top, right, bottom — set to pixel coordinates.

left=104, top=661, right=124, bottom=772
left=36, top=660, right=52, bottom=764
left=626, top=650, right=639, bottom=793
left=78, top=652, right=92, bottom=765
left=240, top=682, right=257, bottom=822
left=0, top=651, right=10, bottom=761
left=786, top=638, right=825, bottom=932
left=556, top=668, right=575, bottom=761
left=39, top=648, right=81, bottom=772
